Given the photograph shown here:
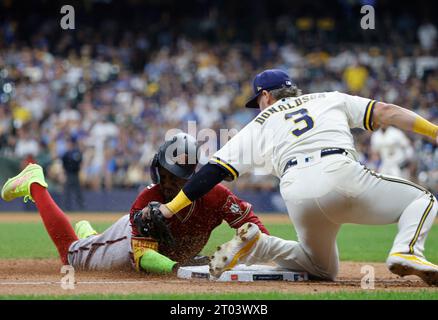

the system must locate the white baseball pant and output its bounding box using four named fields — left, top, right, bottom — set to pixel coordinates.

left=244, top=151, right=437, bottom=280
